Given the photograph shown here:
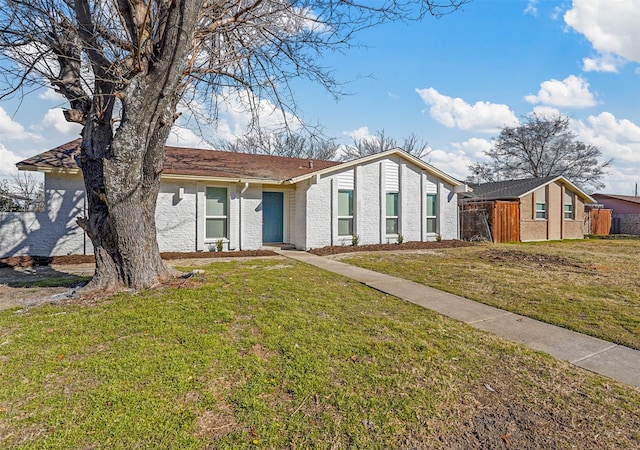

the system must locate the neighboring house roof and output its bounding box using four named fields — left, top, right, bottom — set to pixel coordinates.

left=466, top=175, right=595, bottom=203
left=17, top=139, right=466, bottom=188
left=592, top=193, right=640, bottom=205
